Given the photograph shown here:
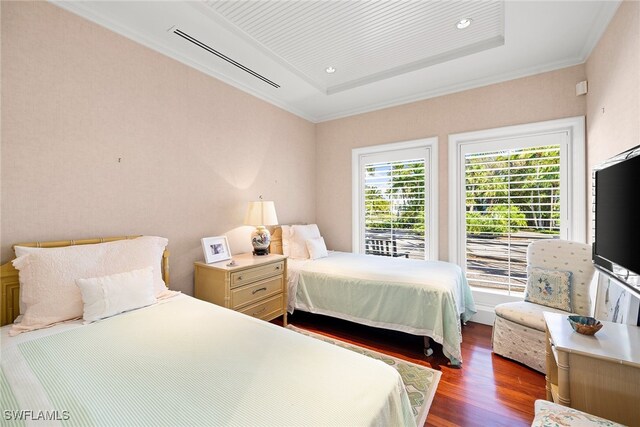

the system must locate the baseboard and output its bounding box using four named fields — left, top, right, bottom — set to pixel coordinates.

left=467, top=289, right=523, bottom=326
left=468, top=303, right=495, bottom=325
